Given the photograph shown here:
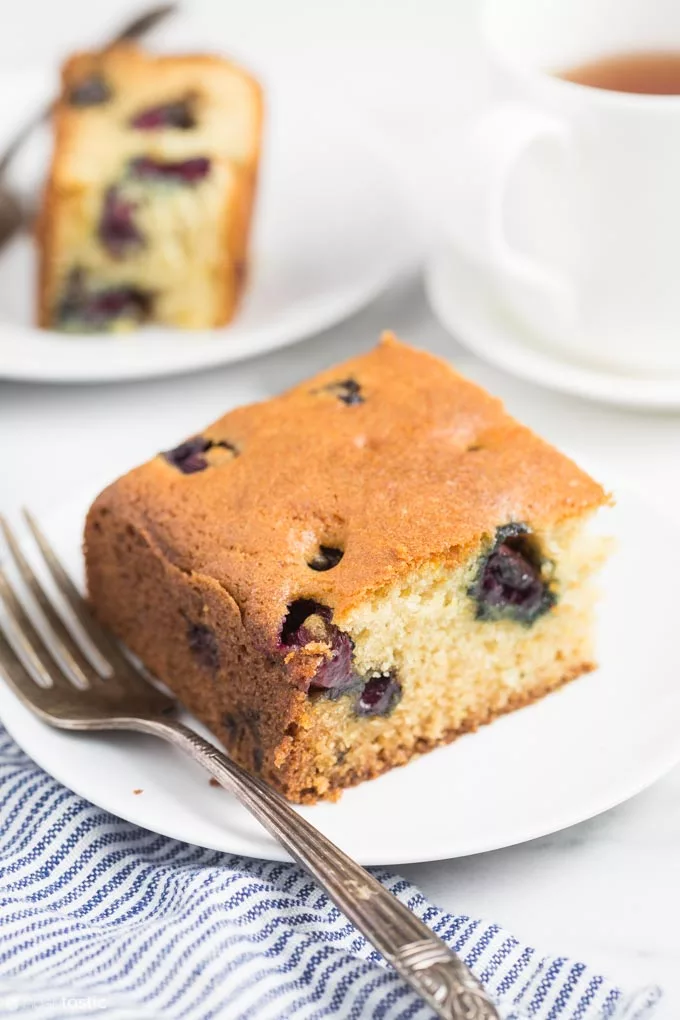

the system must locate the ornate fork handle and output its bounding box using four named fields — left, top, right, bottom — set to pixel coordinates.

left=135, top=717, right=500, bottom=1020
